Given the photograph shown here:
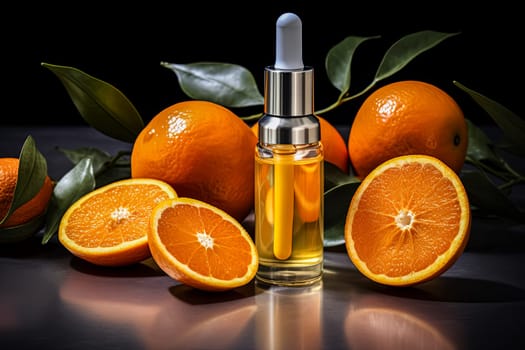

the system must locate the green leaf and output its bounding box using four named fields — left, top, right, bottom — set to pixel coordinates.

left=325, top=35, right=380, bottom=93
left=323, top=162, right=361, bottom=247
left=454, top=80, right=525, bottom=156
left=56, top=147, right=131, bottom=188
left=466, top=119, right=499, bottom=162
left=323, top=182, right=360, bottom=247
left=94, top=165, right=131, bottom=188
left=41, top=158, right=96, bottom=244
left=0, top=136, right=47, bottom=225
left=460, top=169, right=523, bottom=222
left=161, top=62, right=264, bottom=107
left=57, top=147, right=113, bottom=174
left=41, top=62, right=144, bottom=143
left=0, top=215, right=46, bottom=244
left=374, top=31, right=460, bottom=83
left=324, top=162, right=360, bottom=191
left=465, top=120, right=510, bottom=176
